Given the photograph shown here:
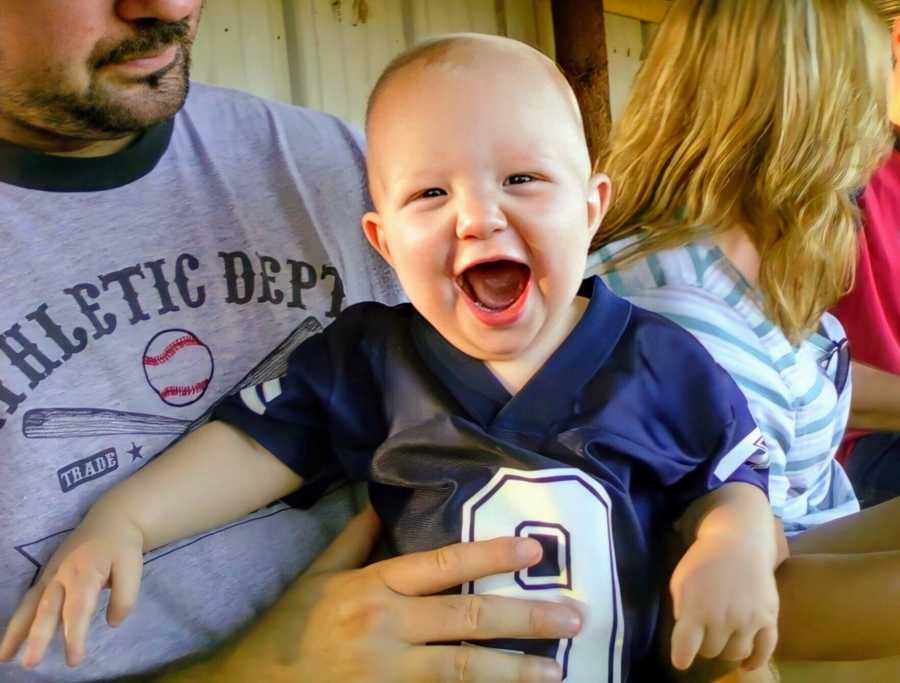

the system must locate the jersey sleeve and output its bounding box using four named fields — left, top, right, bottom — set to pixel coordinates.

left=664, top=332, right=770, bottom=507
left=213, top=303, right=390, bottom=488
left=681, top=366, right=770, bottom=499
left=595, top=301, right=771, bottom=514
left=617, top=285, right=791, bottom=514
